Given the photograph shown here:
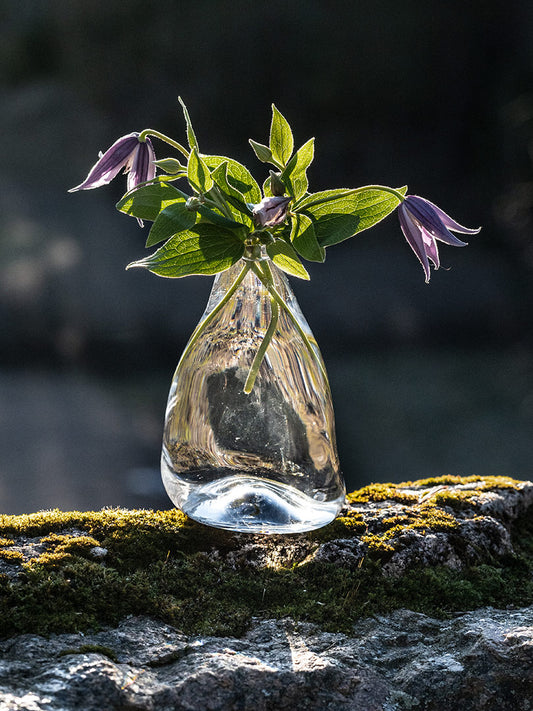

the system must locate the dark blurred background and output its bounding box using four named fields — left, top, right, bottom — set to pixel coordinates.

left=1, top=0, right=532, bottom=514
